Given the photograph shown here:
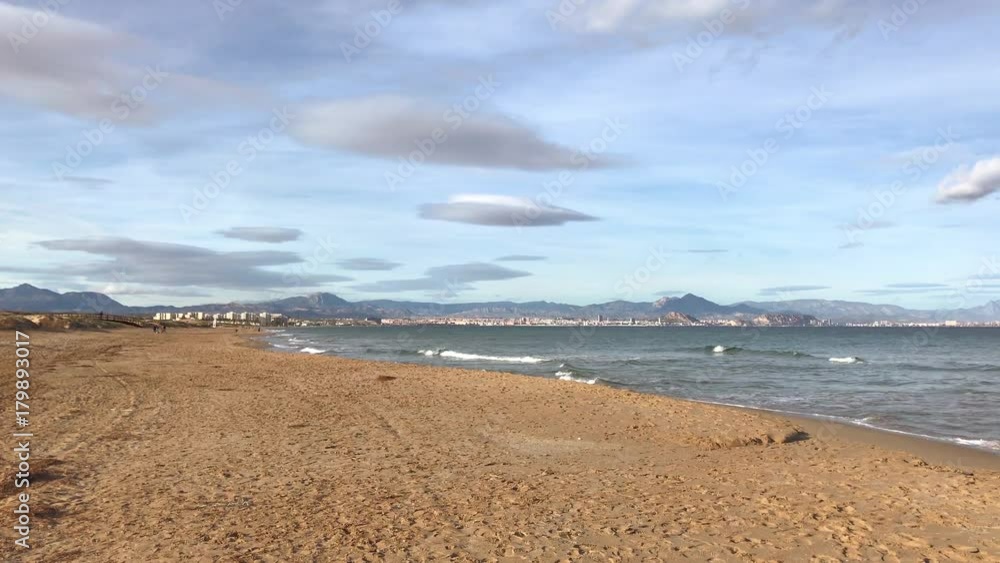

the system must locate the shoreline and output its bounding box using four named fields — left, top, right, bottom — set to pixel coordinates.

left=255, top=331, right=1000, bottom=469
left=732, top=406, right=1000, bottom=471
left=684, top=397, right=1000, bottom=463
